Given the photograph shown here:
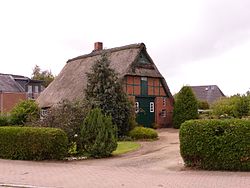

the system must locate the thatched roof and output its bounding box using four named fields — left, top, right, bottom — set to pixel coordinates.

left=37, top=43, right=173, bottom=108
